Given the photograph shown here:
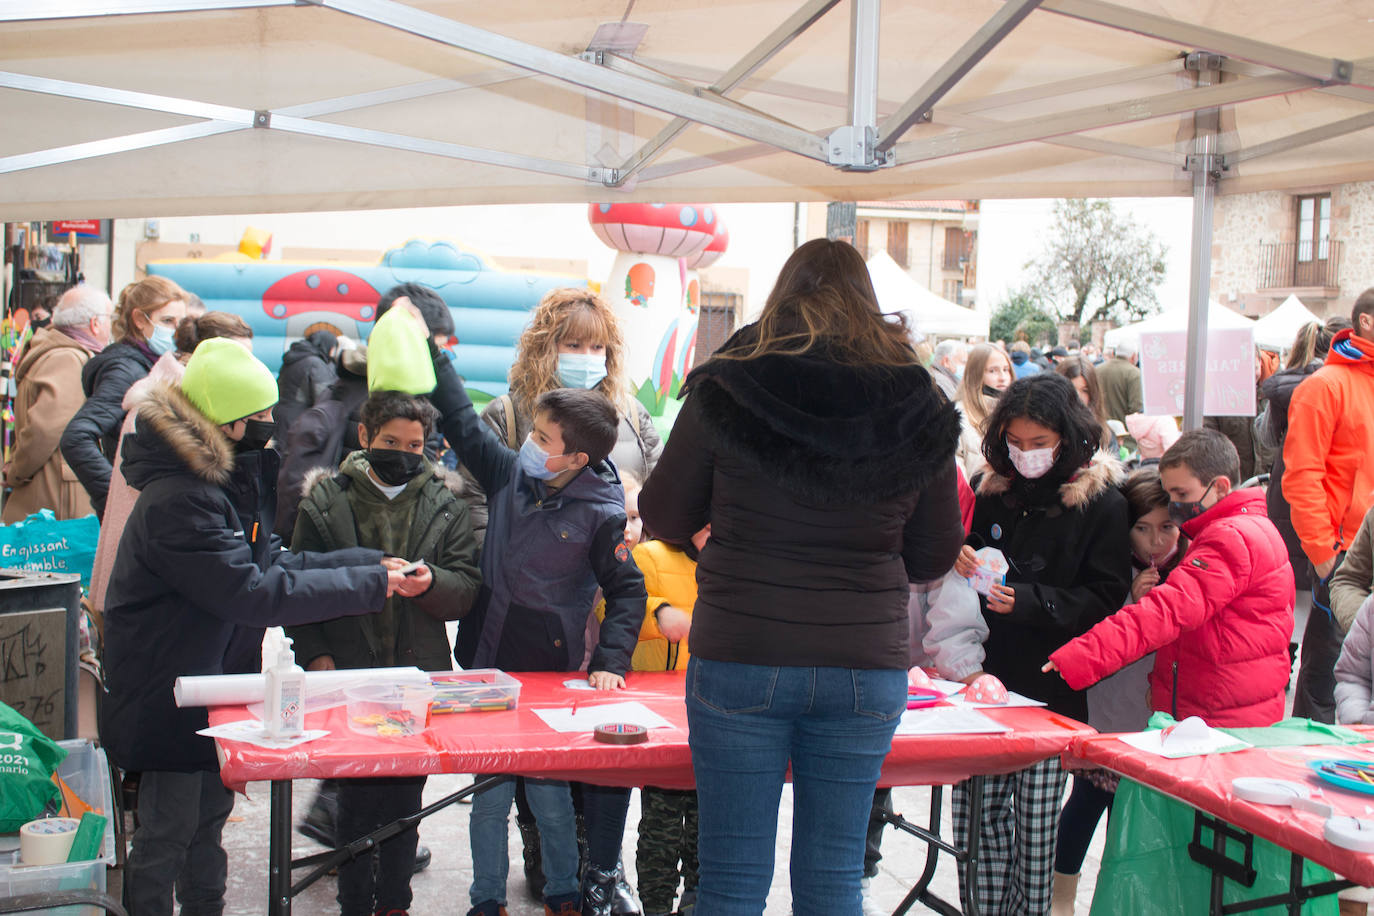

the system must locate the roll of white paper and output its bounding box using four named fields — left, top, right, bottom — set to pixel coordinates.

left=174, top=666, right=430, bottom=707
left=19, top=817, right=80, bottom=866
